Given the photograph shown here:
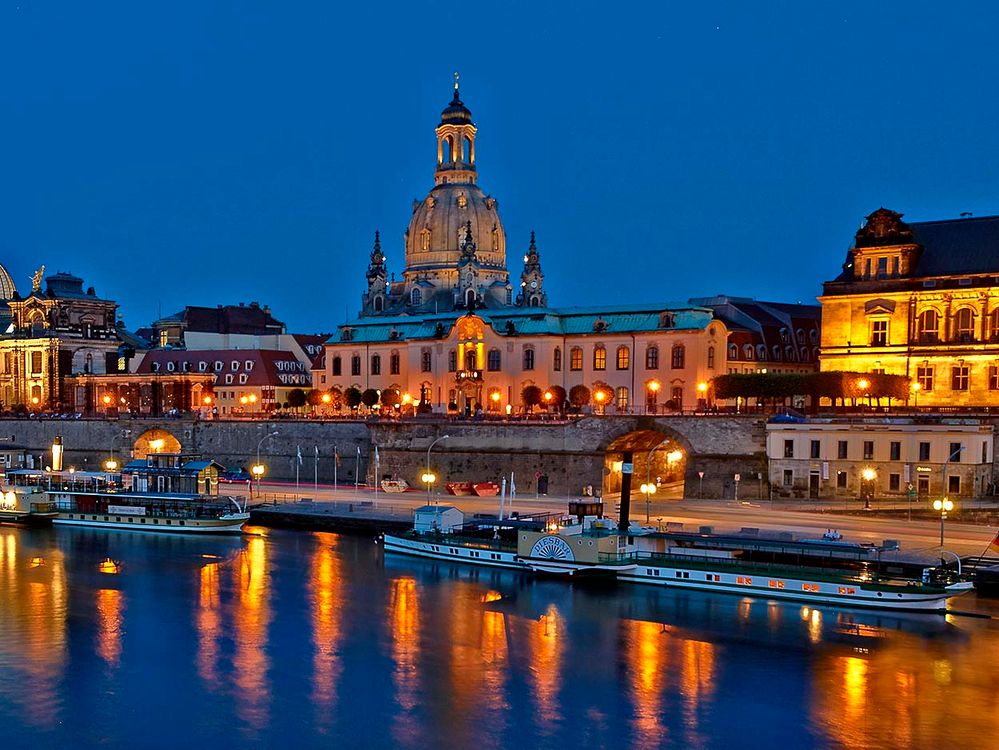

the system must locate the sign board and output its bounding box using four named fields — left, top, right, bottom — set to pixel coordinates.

left=108, top=505, right=146, bottom=516
left=821, top=462, right=829, bottom=481
left=697, top=471, right=704, bottom=479
left=734, top=473, right=741, bottom=482
left=622, top=463, right=634, bottom=474
left=903, top=464, right=911, bottom=483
